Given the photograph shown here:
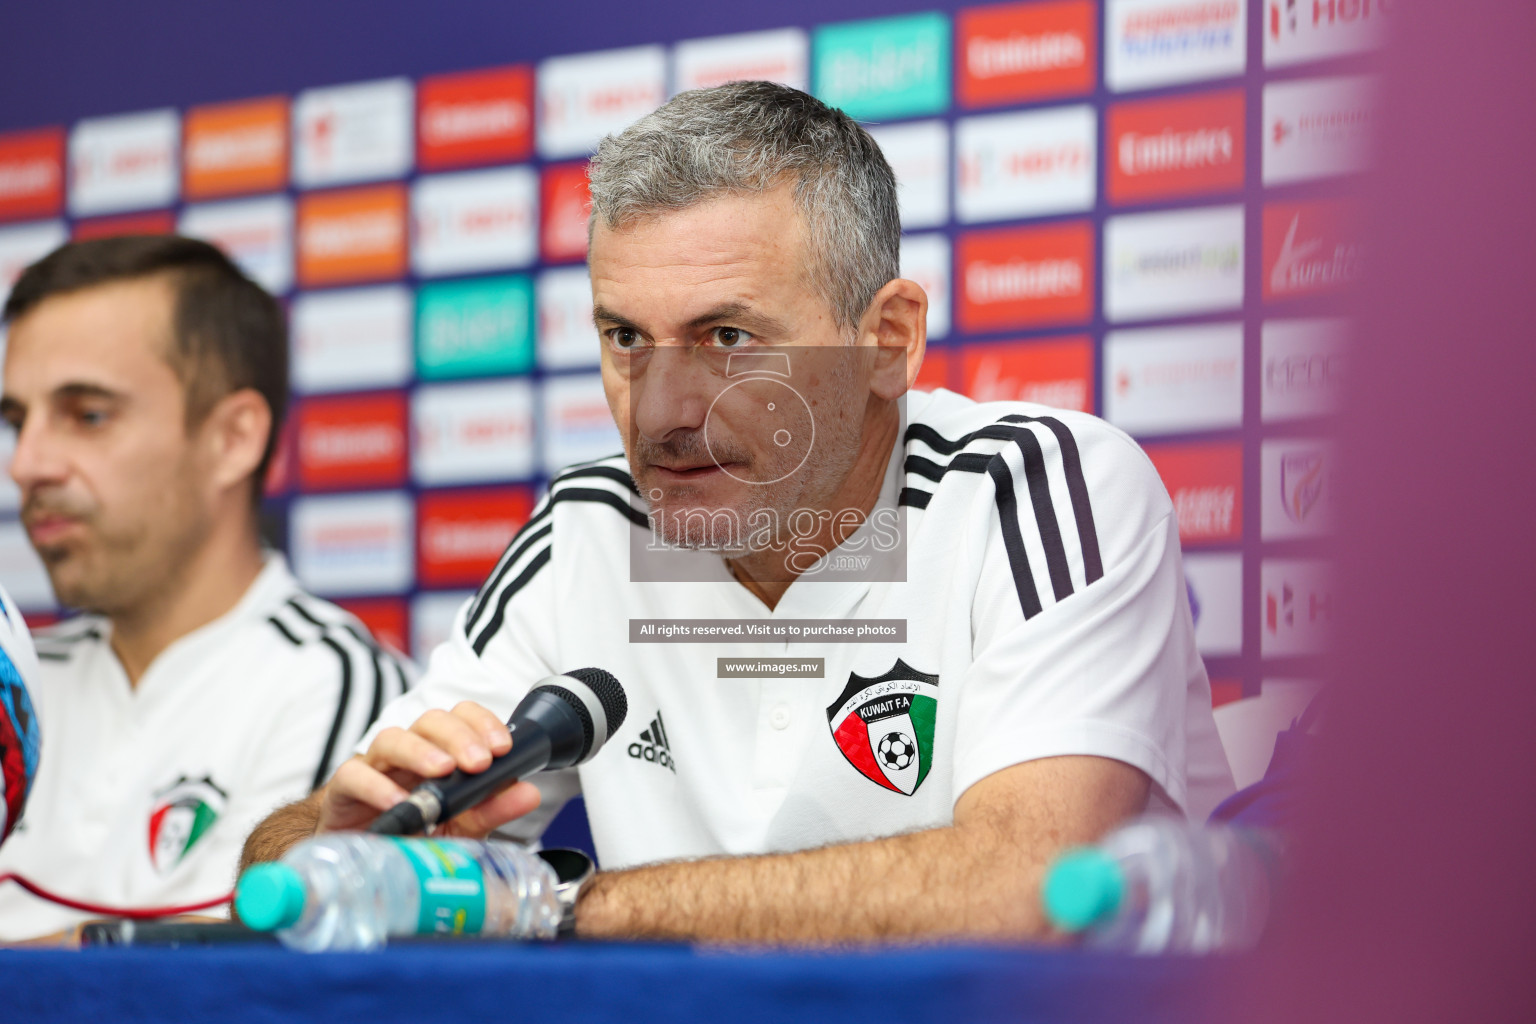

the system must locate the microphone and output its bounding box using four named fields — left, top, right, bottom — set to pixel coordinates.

left=368, top=668, right=626, bottom=837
